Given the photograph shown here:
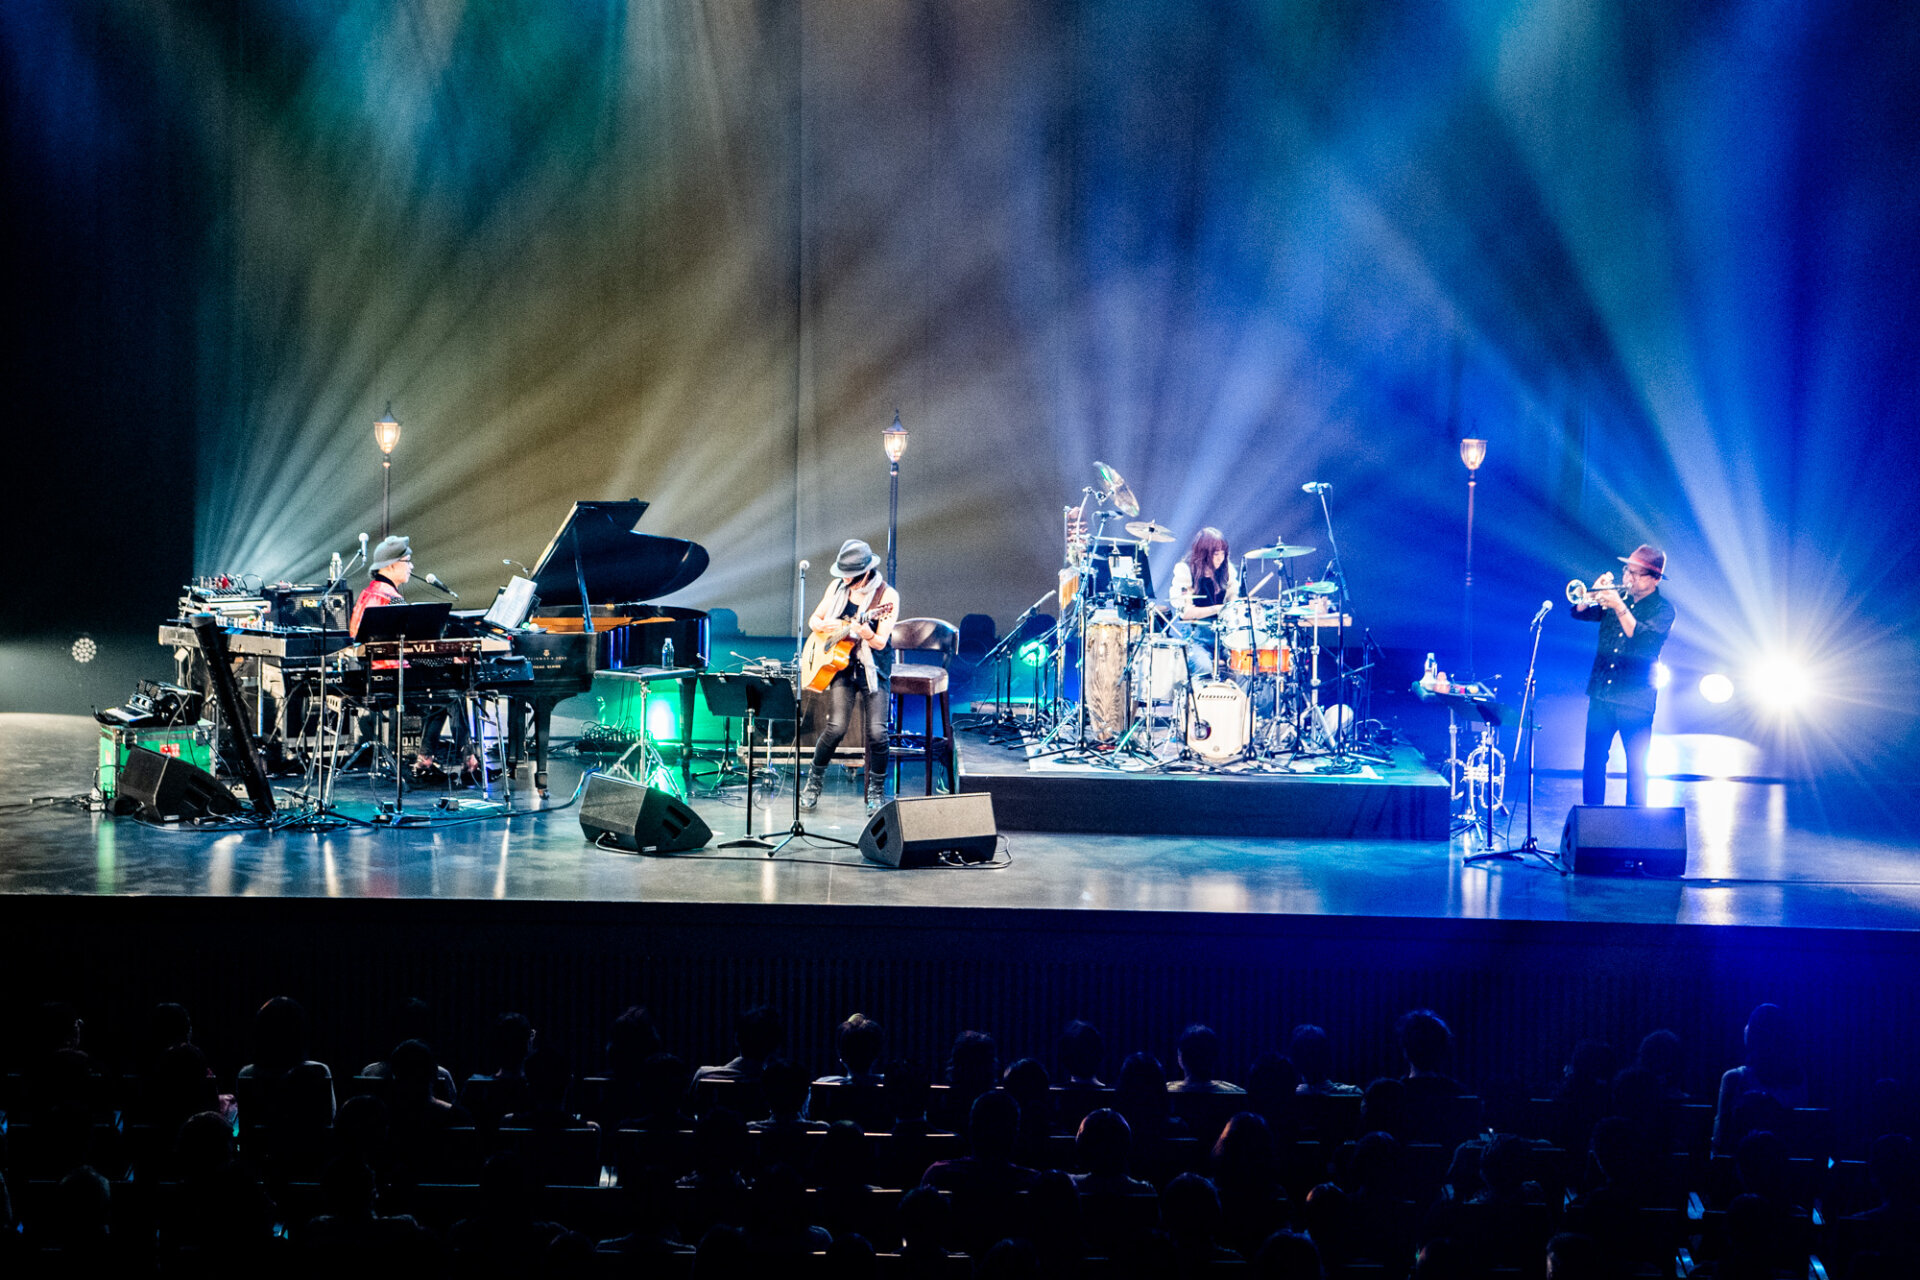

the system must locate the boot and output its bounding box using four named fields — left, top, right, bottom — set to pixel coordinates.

left=799, top=765, right=827, bottom=811
left=864, top=742, right=890, bottom=813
